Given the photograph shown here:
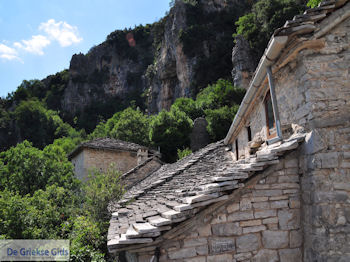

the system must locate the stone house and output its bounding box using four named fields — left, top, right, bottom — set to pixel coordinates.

left=107, top=1, right=350, bottom=261
left=68, top=138, right=162, bottom=181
